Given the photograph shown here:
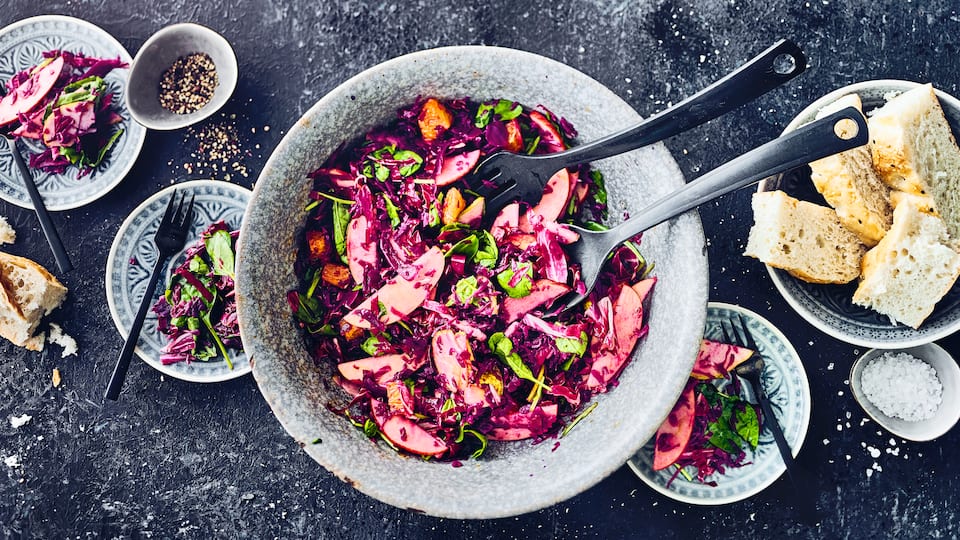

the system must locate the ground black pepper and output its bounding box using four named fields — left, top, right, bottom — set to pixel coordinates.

left=159, top=52, right=218, bottom=114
